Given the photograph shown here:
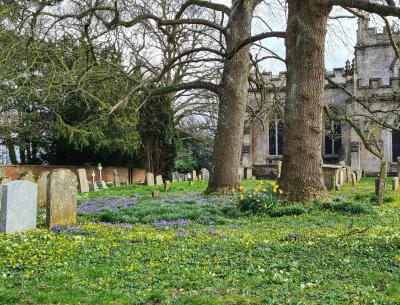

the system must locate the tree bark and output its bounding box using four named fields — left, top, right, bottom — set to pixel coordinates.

left=280, top=0, right=332, bottom=202
left=206, top=0, right=255, bottom=193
